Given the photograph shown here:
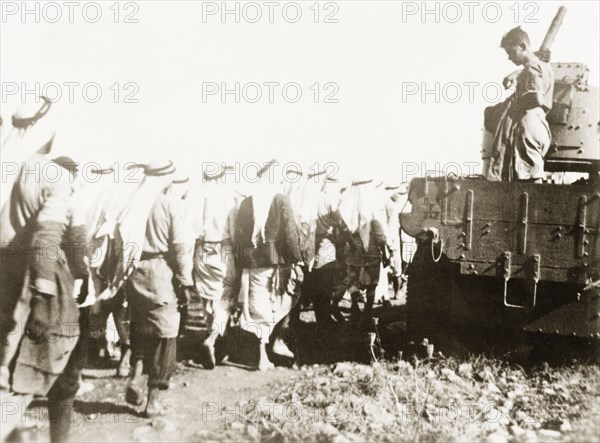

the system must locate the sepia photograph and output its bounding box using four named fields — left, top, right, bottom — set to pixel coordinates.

left=1, top=1, right=599, bottom=442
